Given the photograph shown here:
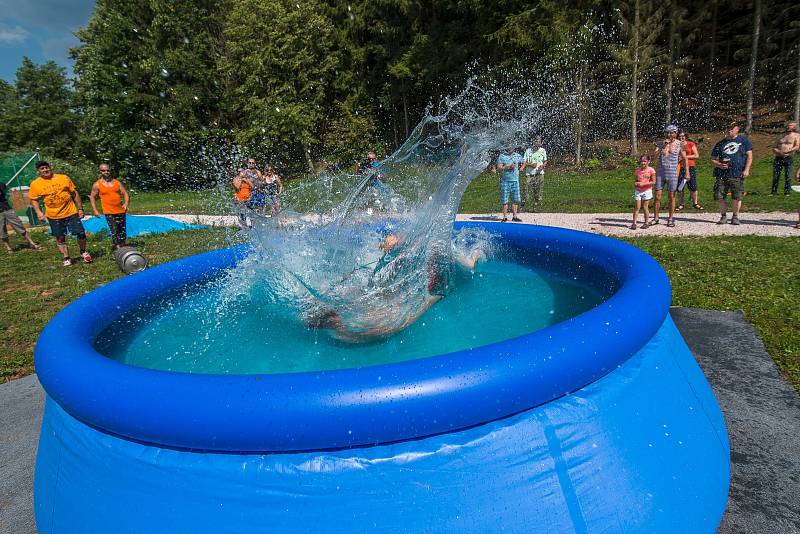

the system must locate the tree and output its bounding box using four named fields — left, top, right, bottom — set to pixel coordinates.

left=745, top=0, right=761, bottom=133
left=611, top=0, right=664, bottom=155
left=3, top=58, right=83, bottom=158
left=73, top=0, right=227, bottom=187
left=220, top=0, right=340, bottom=173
